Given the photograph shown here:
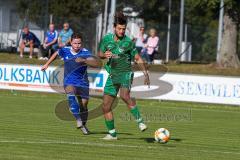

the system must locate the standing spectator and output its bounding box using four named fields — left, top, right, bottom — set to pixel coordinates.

left=134, top=27, right=147, bottom=53
left=142, top=28, right=159, bottom=63
left=39, top=23, right=58, bottom=60
left=58, top=22, right=73, bottom=48
left=19, top=26, right=41, bottom=58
